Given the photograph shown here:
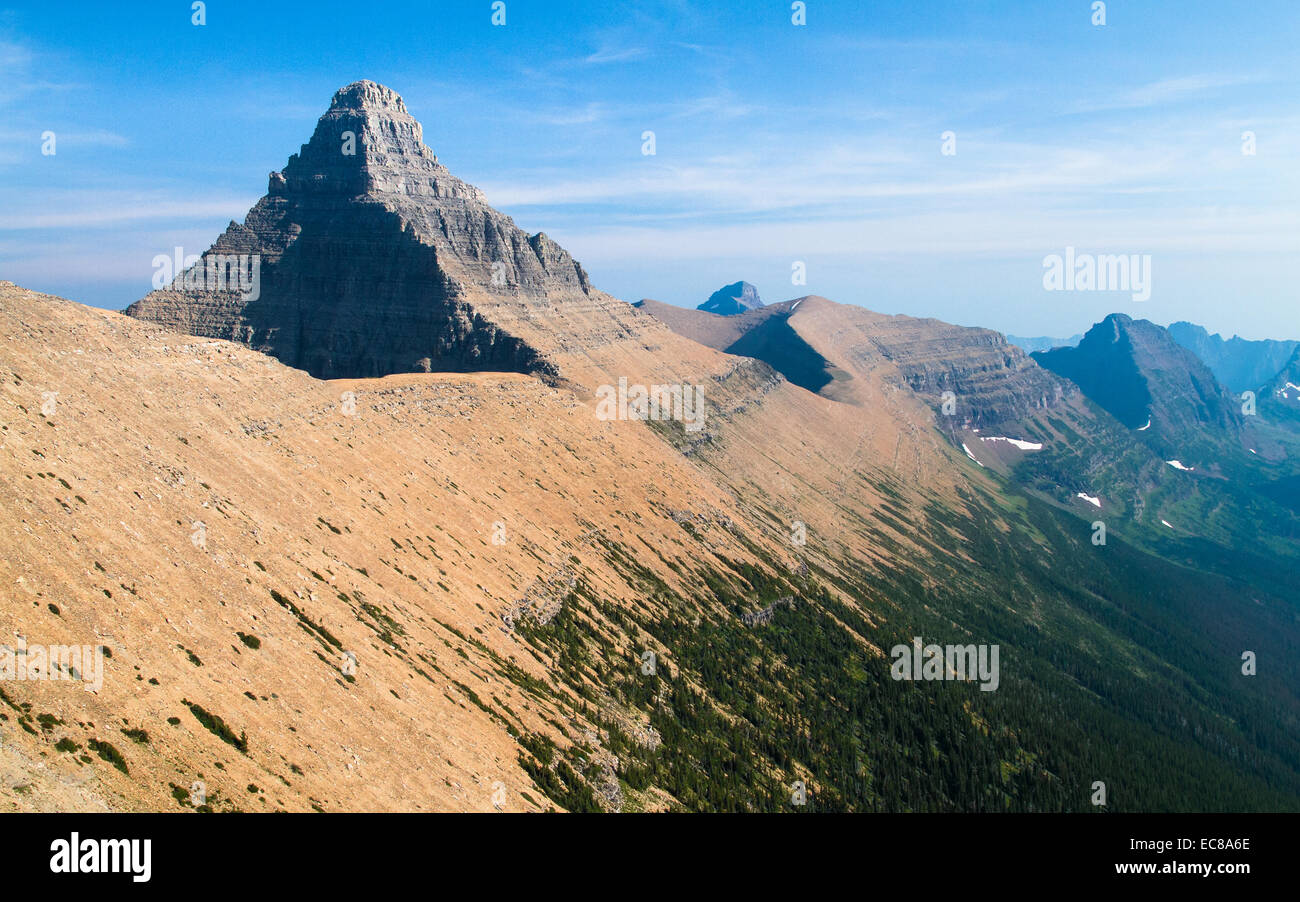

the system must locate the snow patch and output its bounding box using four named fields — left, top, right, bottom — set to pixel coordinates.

left=1076, top=492, right=1101, bottom=508
left=981, top=436, right=1044, bottom=451
left=1165, top=459, right=1194, bottom=472
left=961, top=443, right=984, bottom=467
left=1161, top=519, right=1173, bottom=529
left=1137, top=416, right=1151, bottom=431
